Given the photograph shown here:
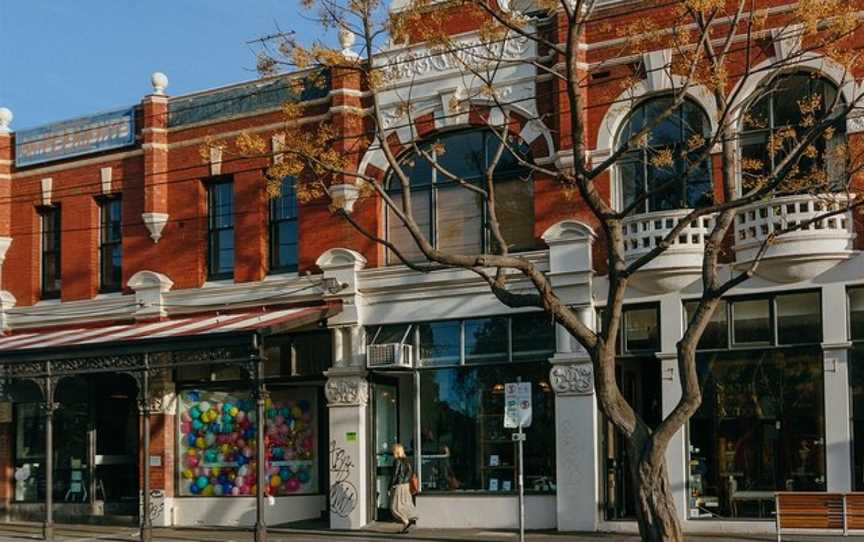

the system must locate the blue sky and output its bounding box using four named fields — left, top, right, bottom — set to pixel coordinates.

left=0, top=1, right=327, bottom=130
